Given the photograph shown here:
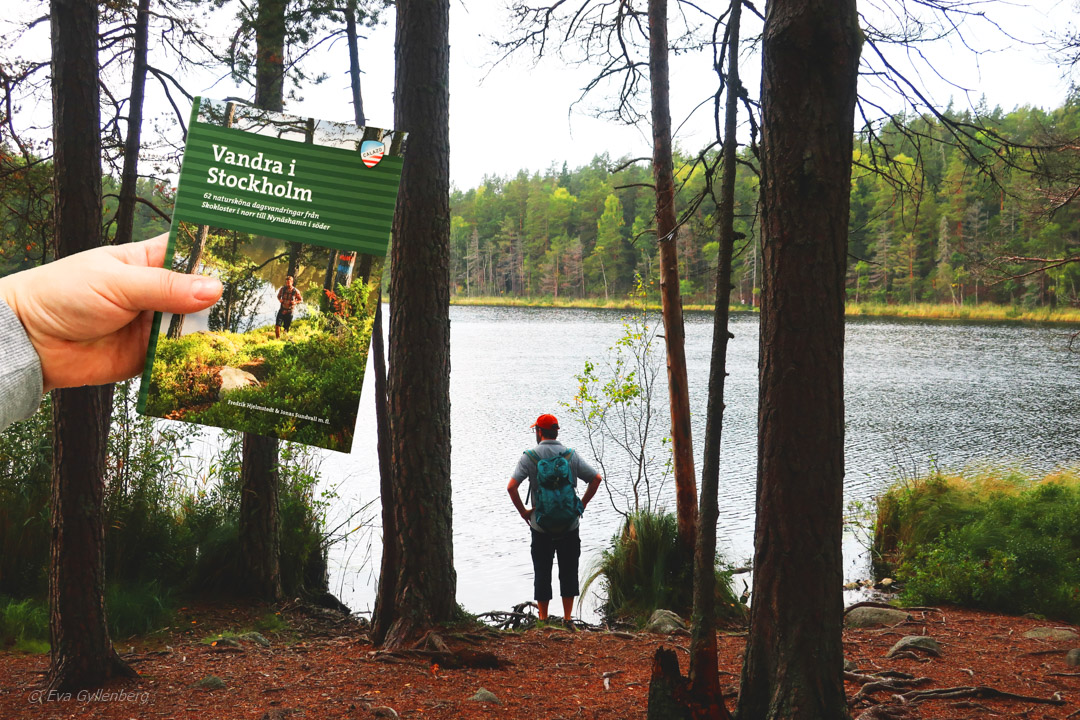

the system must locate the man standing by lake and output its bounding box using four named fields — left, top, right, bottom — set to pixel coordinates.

left=275, top=275, right=303, bottom=339
left=507, top=414, right=603, bottom=623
